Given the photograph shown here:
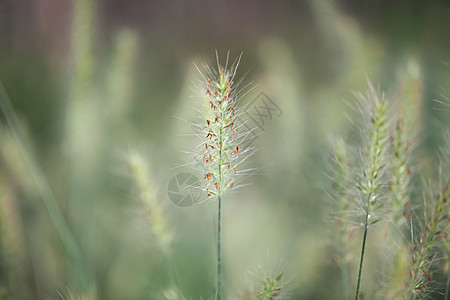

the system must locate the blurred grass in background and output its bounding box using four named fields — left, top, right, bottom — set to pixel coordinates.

left=0, top=0, right=449, bottom=299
